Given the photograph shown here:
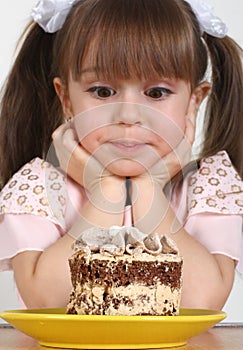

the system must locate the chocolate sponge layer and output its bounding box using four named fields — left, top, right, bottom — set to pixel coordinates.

left=69, top=255, right=182, bottom=290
